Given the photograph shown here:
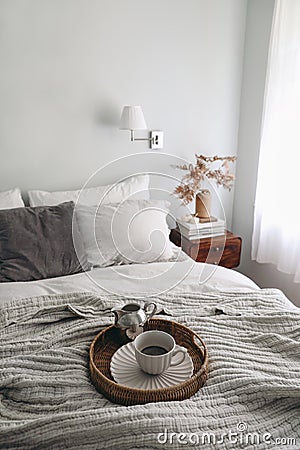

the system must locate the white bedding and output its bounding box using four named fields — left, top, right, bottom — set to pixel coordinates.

left=0, top=259, right=259, bottom=304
